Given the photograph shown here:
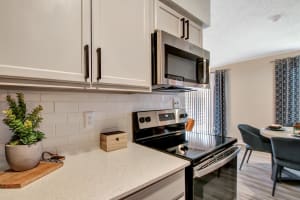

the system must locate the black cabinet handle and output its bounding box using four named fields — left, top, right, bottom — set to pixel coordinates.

left=84, top=45, right=89, bottom=80
left=180, top=18, right=185, bottom=38
left=96, top=48, right=102, bottom=80
left=185, top=19, right=189, bottom=40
